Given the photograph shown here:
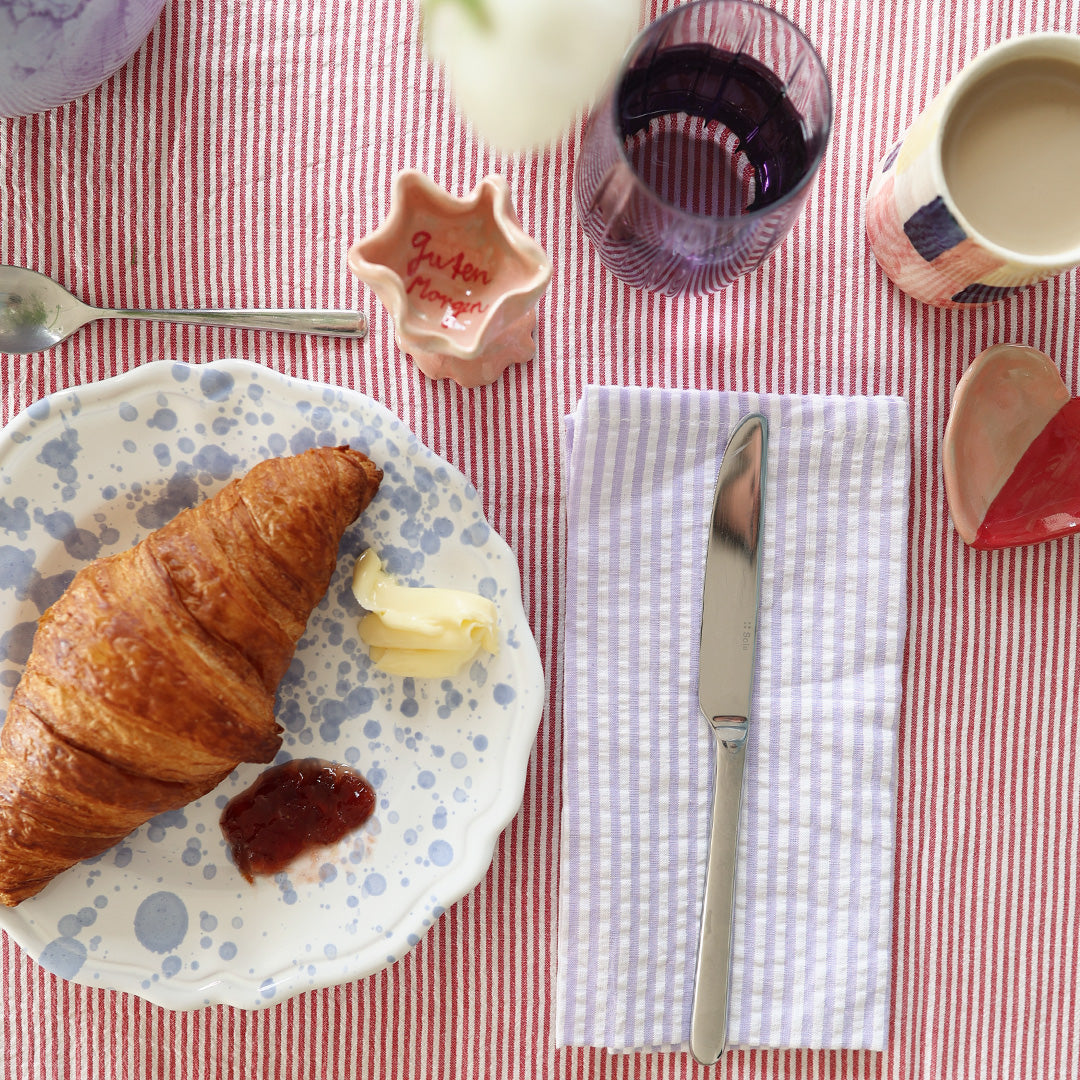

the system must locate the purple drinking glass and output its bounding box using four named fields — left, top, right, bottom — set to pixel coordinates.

left=574, top=0, right=832, bottom=296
